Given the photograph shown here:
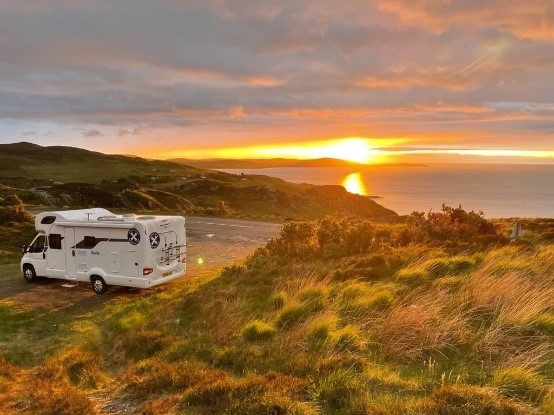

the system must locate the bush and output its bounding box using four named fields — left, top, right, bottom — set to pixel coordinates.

left=406, top=205, right=504, bottom=246
left=0, top=194, right=33, bottom=223
left=242, top=320, right=276, bottom=342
